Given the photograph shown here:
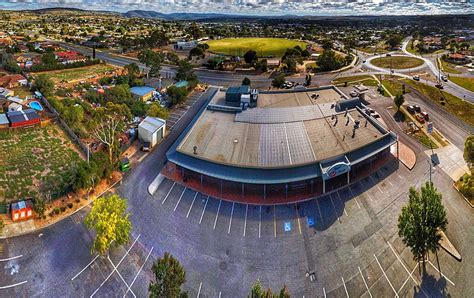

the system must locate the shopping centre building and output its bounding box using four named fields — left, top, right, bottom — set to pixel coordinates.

left=162, top=85, right=398, bottom=204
